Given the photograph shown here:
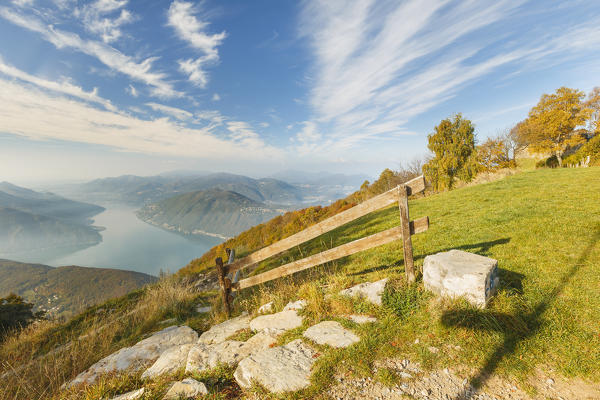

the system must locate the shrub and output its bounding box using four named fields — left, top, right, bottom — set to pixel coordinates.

left=0, top=294, right=44, bottom=340
left=535, top=155, right=559, bottom=169
left=563, top=135, right=600, bottom=166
